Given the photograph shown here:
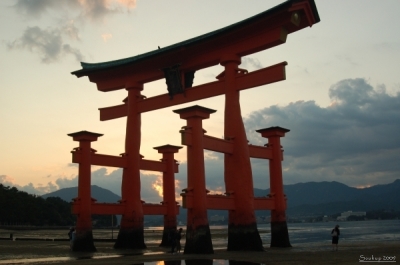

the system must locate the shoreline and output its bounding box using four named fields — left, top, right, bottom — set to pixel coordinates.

left=1, top=222, right=399, bottom=264
left=0, top=240, right=399, bottom=265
